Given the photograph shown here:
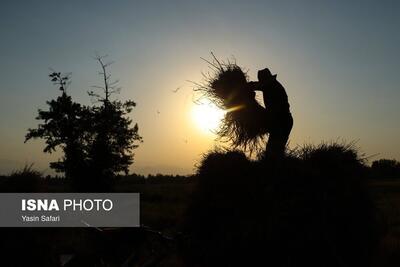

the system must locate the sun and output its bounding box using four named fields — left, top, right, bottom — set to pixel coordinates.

left=191, top=99, right=225, bottom=134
